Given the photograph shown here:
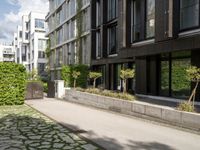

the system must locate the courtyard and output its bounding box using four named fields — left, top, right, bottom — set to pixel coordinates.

left=0, top=105, right=100, bottom=150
